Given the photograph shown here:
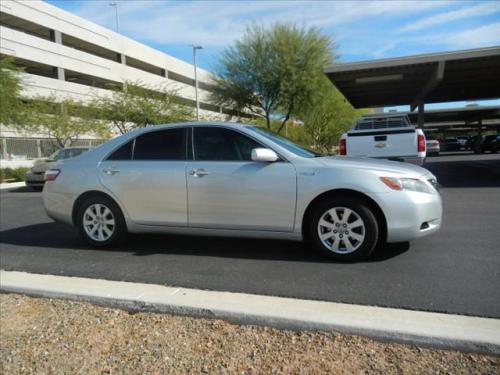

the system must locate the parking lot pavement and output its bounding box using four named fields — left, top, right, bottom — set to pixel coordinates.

left=1, top=153, right=499, bottom=318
